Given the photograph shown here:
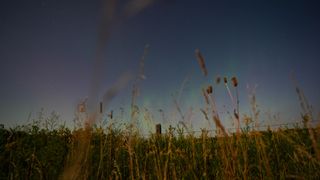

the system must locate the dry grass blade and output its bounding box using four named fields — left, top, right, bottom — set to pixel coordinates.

left=200, top=108, right=209, bottom=122
left=177, top=75, right=190, bottom=102
left=61, top=128, right=92, bottom=180
left=291, top=71, right=312, bottom=118
left=173, top=97, right=185, bottom=121
left=131, top=45, right=150, bottom=127
left=232, top=76, right=240, bottom=133
left=213, top=116, right=227, bottom=136
left=62, top=1, right=152, bottom=178
left=224, top=76, right=235, bottom=109
left=195, top=48, right=208, bottom=76
left=202, top=88, right=210, bottom=105
left=62, top=74, right=131, bottom=179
